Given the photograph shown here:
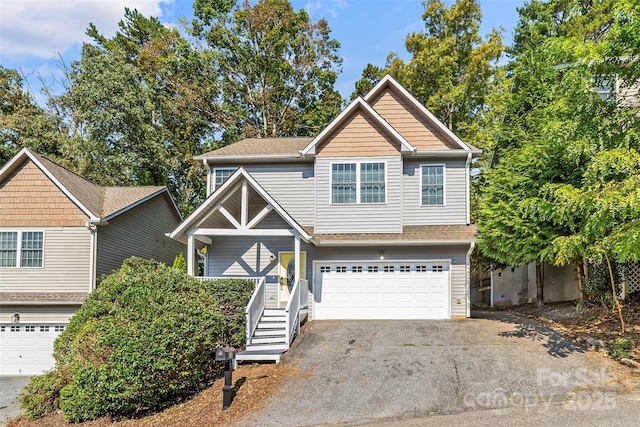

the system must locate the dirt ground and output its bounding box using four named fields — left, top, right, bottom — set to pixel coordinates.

left=503, top=292, right=640, bottom=360
left=6, top=363, right=297, bottom=427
